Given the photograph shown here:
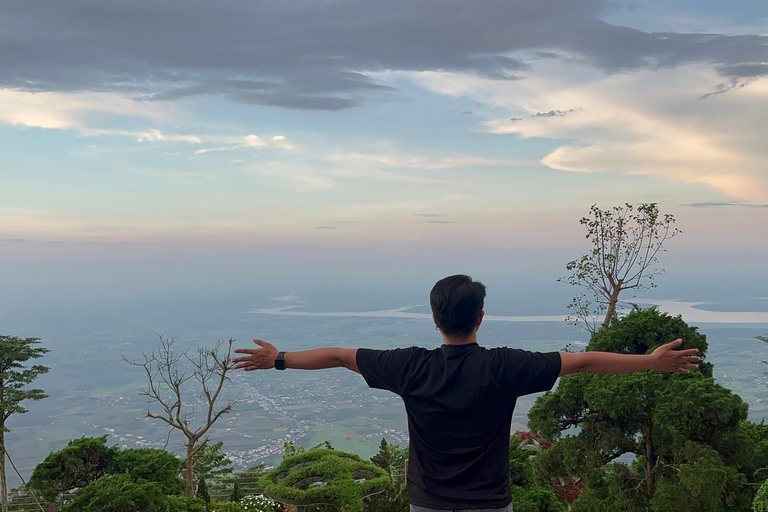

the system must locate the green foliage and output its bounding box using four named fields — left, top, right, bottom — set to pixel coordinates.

left=166, top=495, right=208, bottom=512
left=259, top=447, right=388, bottom=512
left=113, top=447, right=186, bottom=495
left=511, top=485, right=566, bottom=512
left=0, top=334, right=50, bottom=432
left=365, top=438, right=409, bottom=512
left=754, top=480, right=768, bottom=512
left=559, top=203, right=680, bottom=332
left=29, top=435, right=117, bottom=502
left=651, top=442, right=749, bottom=512
left=192, top=441, right=234, bottom=483
left=196, top=477, right=211, bottom=505
left=231, top=481, right=244, bottom=502
left=209, top=501, right=246, bottom=512
left=508, top=437, right=565, bottom=512
left=528, top=308, right=759, bottom=511
left=0, top=334, right=49, bottom=509
left=61, top=473, right=168, bottom=512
